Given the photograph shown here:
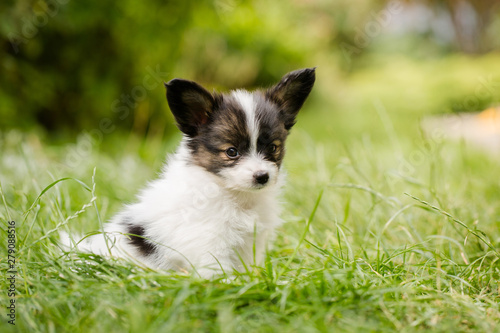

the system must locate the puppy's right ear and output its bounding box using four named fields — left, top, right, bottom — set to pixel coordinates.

left=165, top=79, right=215, bottom=137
